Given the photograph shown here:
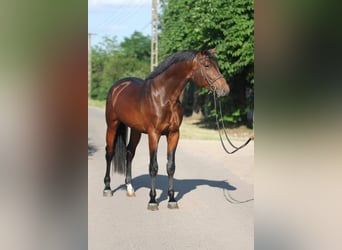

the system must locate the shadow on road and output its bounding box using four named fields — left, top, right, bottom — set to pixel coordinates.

left=88, top=139, right=97, bottom=157
left=113, top=174, right=236, bottom=203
